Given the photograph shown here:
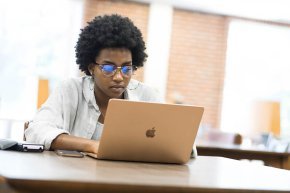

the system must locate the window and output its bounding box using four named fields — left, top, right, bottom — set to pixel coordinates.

left=221, top=19, right=290, bottom=137
left=0, top=0, right=83, bottom=139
